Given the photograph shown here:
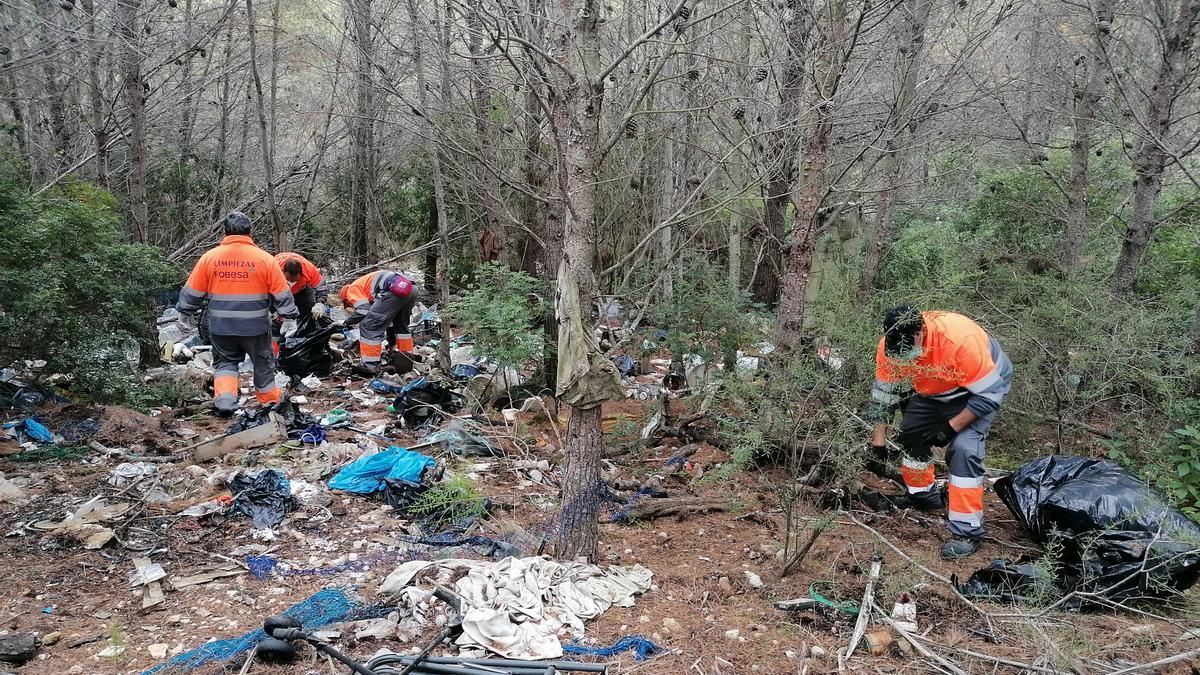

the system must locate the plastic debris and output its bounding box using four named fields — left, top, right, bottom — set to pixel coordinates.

left=278, top=316, right=338, bottom=377
left=179, top=495, right=233, bottom=518
left=563, top=636, right=662, bottom=661
left=985, top=455, right=1200, bottom=605
left=392, top=379, right=461, bottom=429
left=106, top=462, right=158, bottom=487
left=229, top=470, right=298, bottom=529
left=328, top=447, right=437, bottom=494
left=321, top=408, right=352, bottom=426
left=423, top=422, right=502, bottom=457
